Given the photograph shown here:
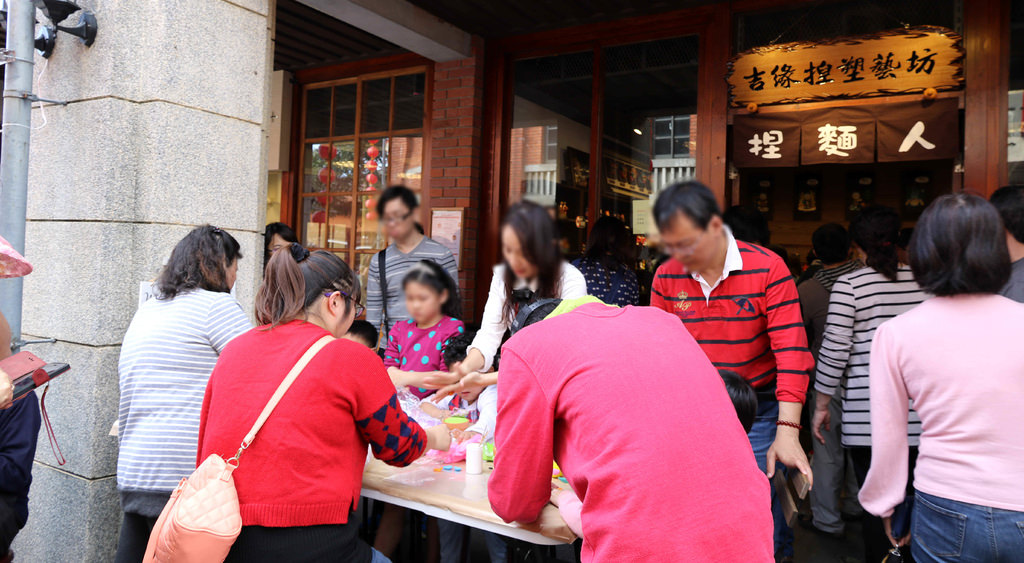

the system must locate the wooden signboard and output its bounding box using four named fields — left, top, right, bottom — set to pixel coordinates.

left=726, top=26, right=964, bottom=108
